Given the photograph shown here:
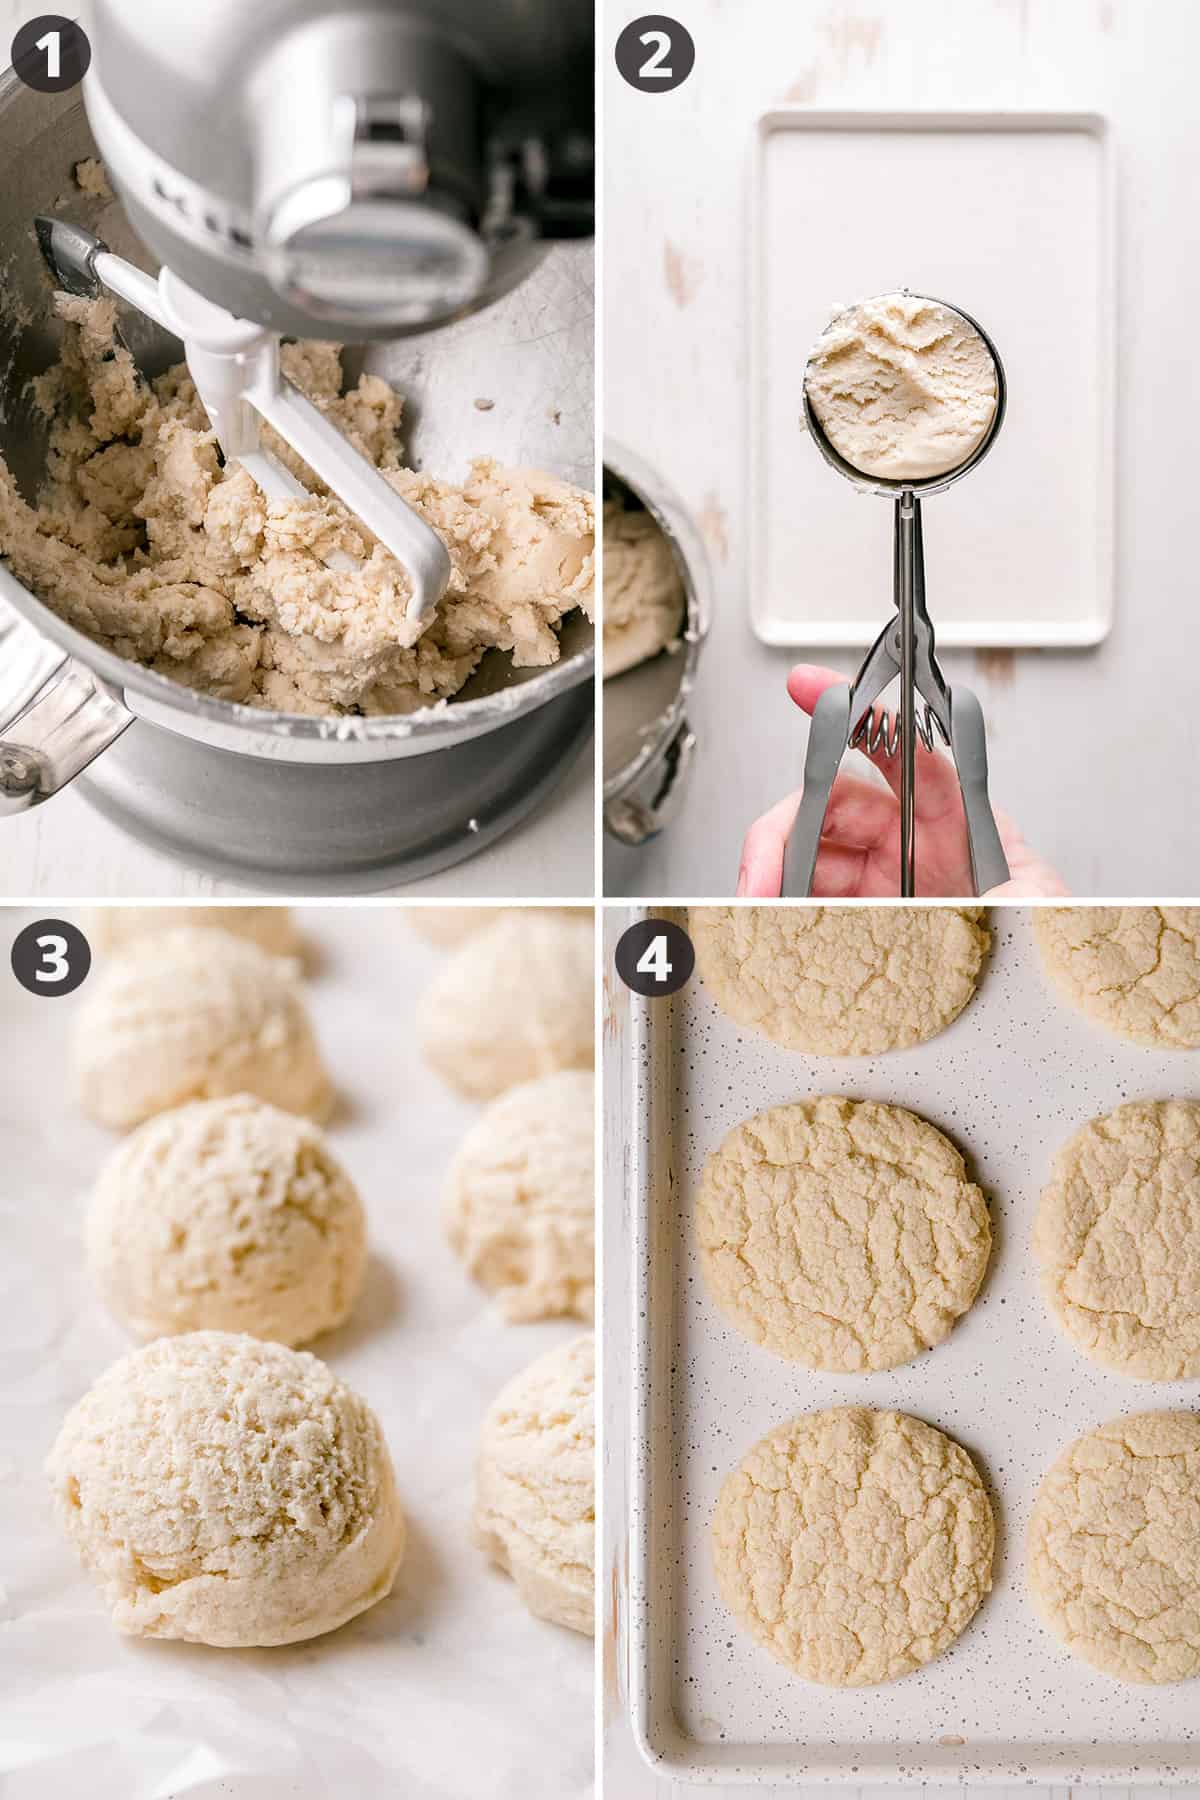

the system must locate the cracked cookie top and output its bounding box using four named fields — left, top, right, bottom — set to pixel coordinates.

left=1035, top=1098, right=1200, bottom=1380
left=712, top=1406, right=994, bottom=1686
left=1035, top=907, right=1200, bottom=1048
left=690, top=906, right=988, bottom=1056
left=1029, top=1410, right=1200, bottom=1683
left=697, top=1097, right=991, bottom=1371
